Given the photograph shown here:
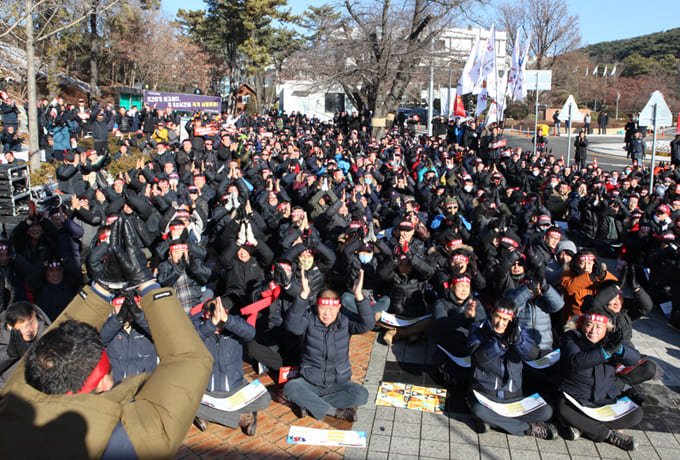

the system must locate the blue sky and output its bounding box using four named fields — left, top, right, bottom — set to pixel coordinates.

left=161, top=0, right=680, bottom=46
